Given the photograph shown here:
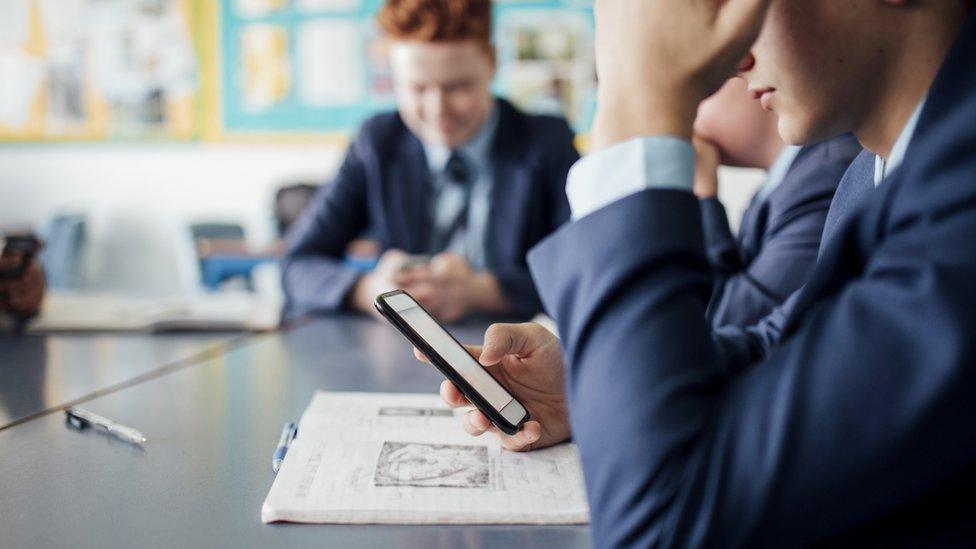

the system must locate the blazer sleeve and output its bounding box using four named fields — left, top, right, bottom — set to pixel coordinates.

left=545, top=123, right=577, bottom=228
left=704, top=164, right=842, bottom=329
left=699, top=197, right=743, bottom=275
left=281, top=139, right=371, bottom=317
left=493, top=120, right=578, bottom=317
left=527, top=181, right=976, bottom=546
left=710, top=290, right=796, bottom=375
